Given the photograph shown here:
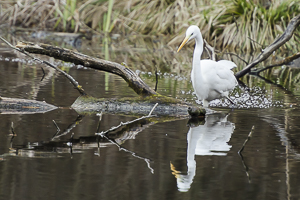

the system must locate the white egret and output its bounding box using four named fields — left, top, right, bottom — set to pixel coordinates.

left=177, top=25, right=238, bottom=107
